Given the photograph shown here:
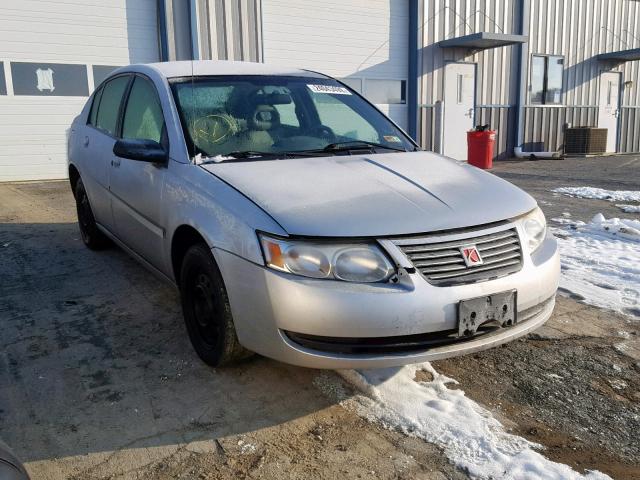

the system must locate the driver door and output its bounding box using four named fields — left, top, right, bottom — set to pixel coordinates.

left=109, top=75, right=168, bottom=271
